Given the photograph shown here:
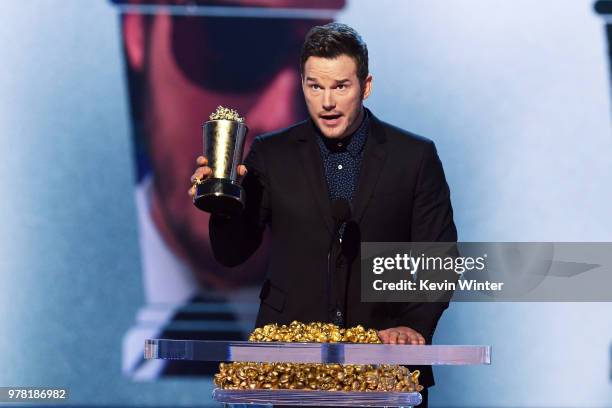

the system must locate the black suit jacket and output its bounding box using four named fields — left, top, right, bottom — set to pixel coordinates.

left=209, top=109, right=457, bottom=388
